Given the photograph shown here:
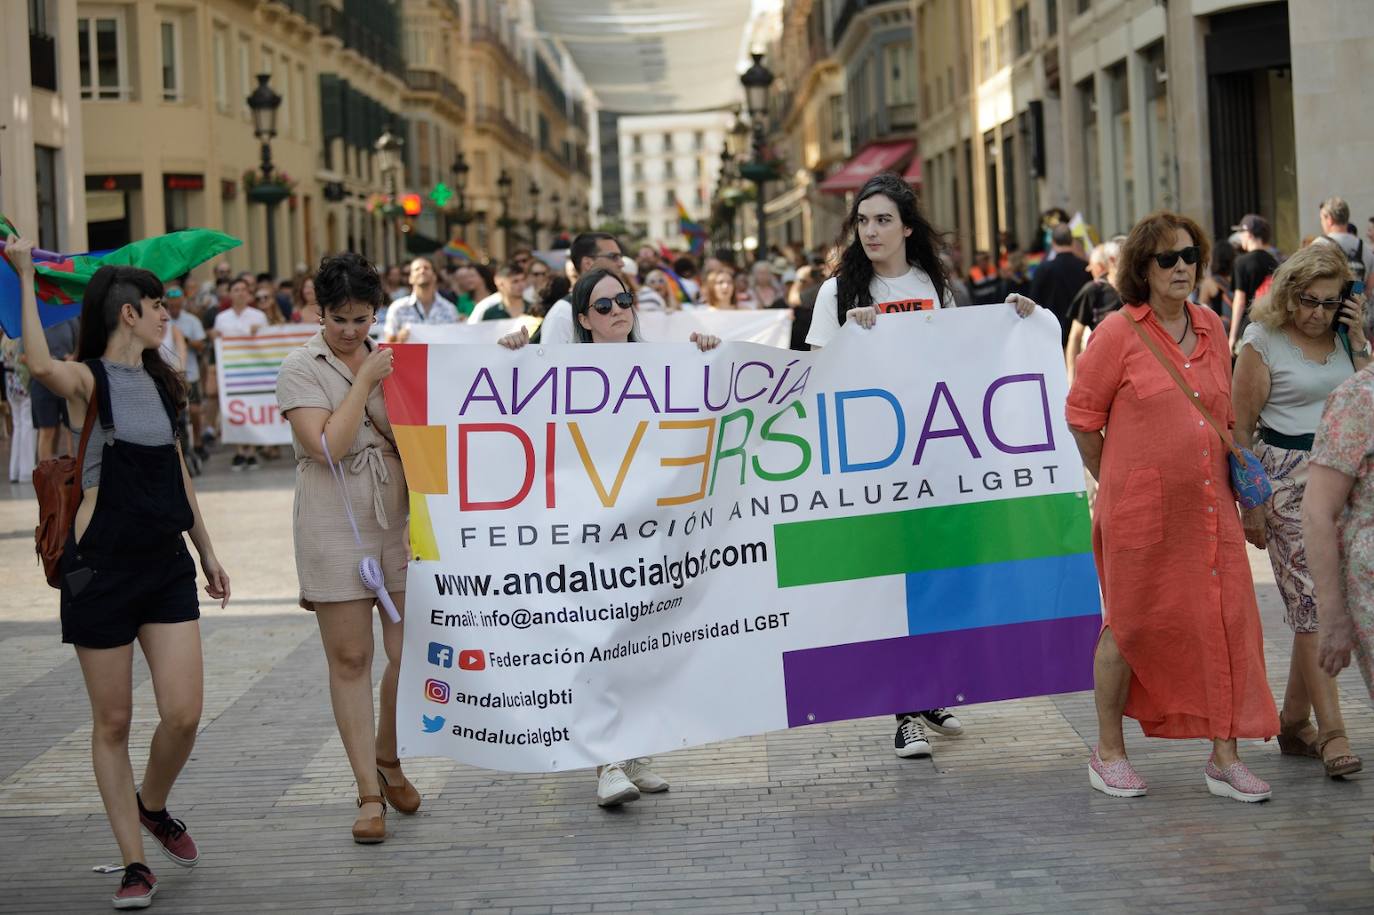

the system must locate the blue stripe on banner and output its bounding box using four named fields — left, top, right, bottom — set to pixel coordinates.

left=905, top=552, right=1100, bottom=636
